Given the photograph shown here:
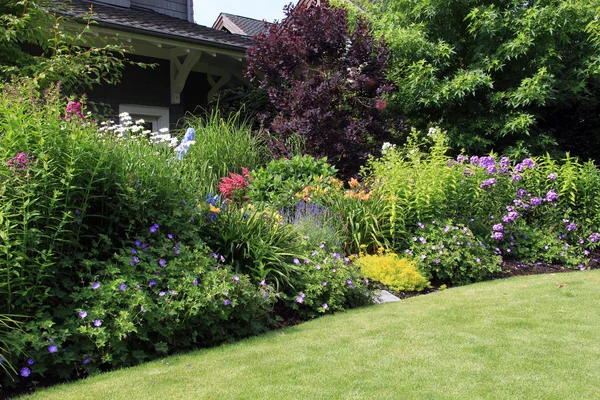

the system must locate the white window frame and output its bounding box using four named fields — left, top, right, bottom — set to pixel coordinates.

left=119, top=104, right=170, bottom=132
